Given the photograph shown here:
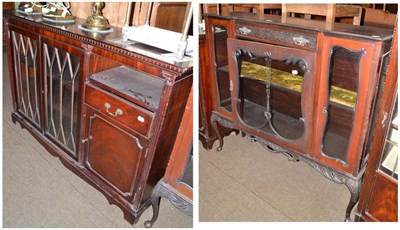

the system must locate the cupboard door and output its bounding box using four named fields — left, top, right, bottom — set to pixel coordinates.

left=42, top=38, right=83, bottom=158
left=9, top=28, right=41, bottom=128
left=84, top=108, right=147, bottom=201
left=227, top=38, right=316, bottom=152
left=316, top=36, right=379, bottom=174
